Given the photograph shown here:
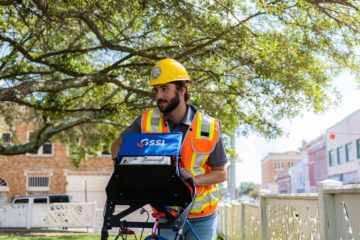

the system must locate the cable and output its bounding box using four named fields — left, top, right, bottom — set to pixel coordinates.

left=140, top=207, right=150, bottom=240
left=114, top=231, right=125, bottom=240
left=185, top=220, right=200, bottom=240
left=163, top=207, right=200, bottom=240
